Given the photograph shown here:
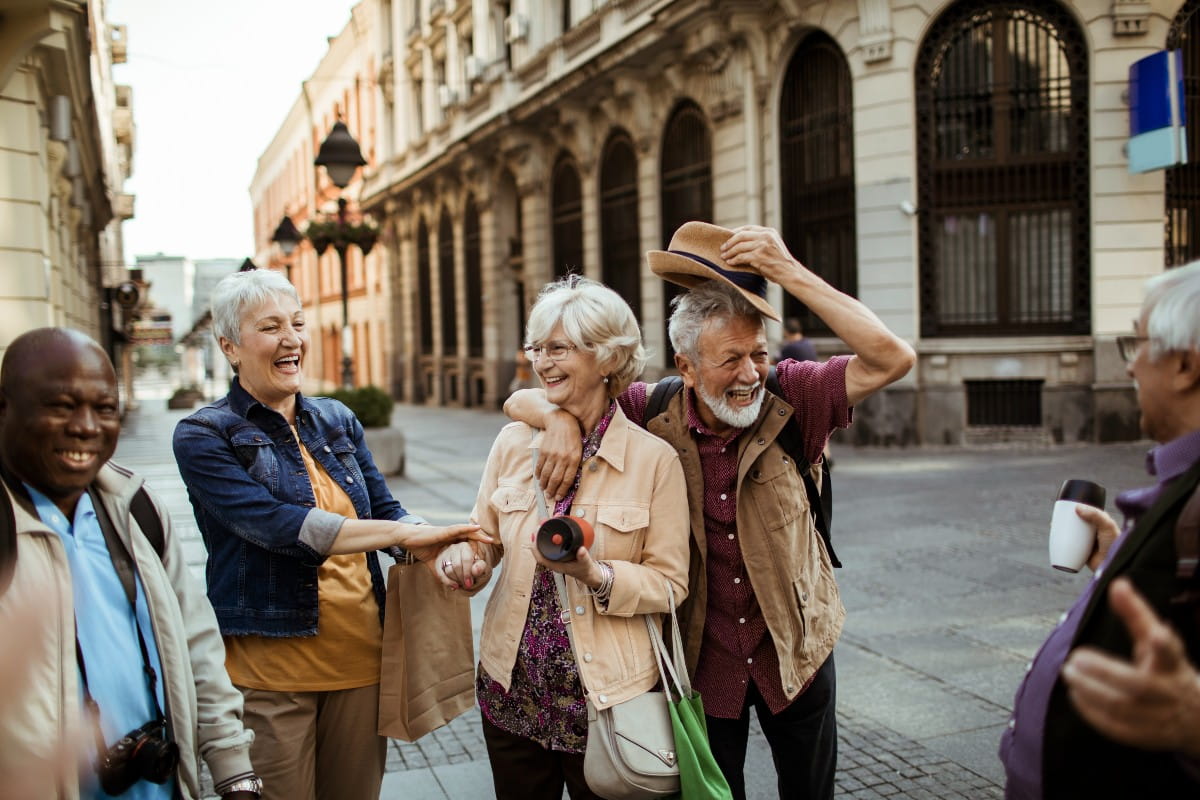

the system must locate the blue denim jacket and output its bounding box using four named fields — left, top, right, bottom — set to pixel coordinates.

left=173, top=379, right=421, bottom=637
